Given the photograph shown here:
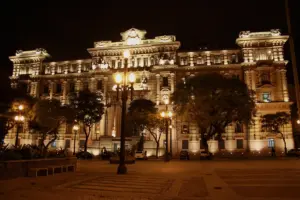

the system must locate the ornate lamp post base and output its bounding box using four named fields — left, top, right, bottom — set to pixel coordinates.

left=117, top=164, right=127, bottom=174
